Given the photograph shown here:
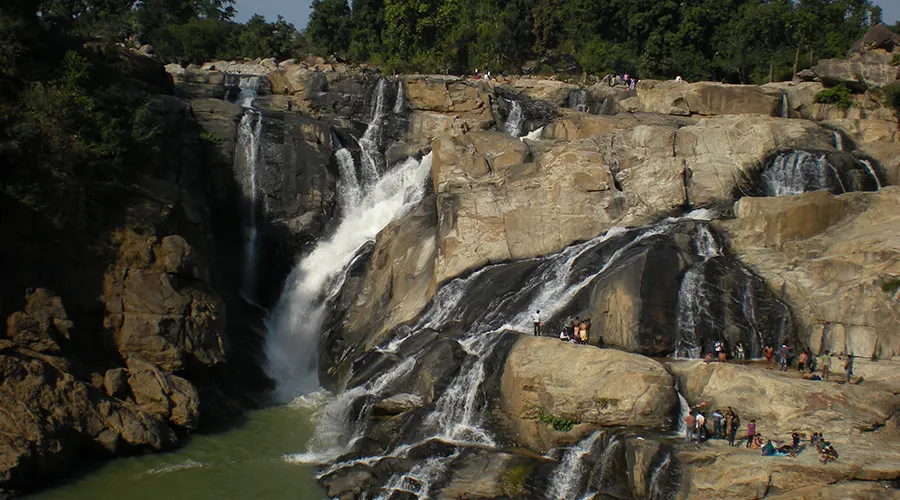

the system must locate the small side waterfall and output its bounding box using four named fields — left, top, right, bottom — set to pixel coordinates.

left=546, top=431, right=604, bottom=500
left=675, top=391, right=690, bottom=438
left=359, top=79, right=391, bottom=186
left=647, top=453, right=676, bottom=500
left=674, top=225, right=721, bottom=358
left=236, top=111, right=263, bottom=299
left=861, top=159, right=882, bottom=190
left=568, top=89, right=588, bottom=112
left=235, top=76, right=261, bottom=107
left=762, top=150, right=833, bottom=196
left=832, top=130, right=843, bottom=151
left=393, top=79, right=406, bottom=114
left=779, top=93, right=789, bottom=119
left=503, top=100, right=523, bottom=137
